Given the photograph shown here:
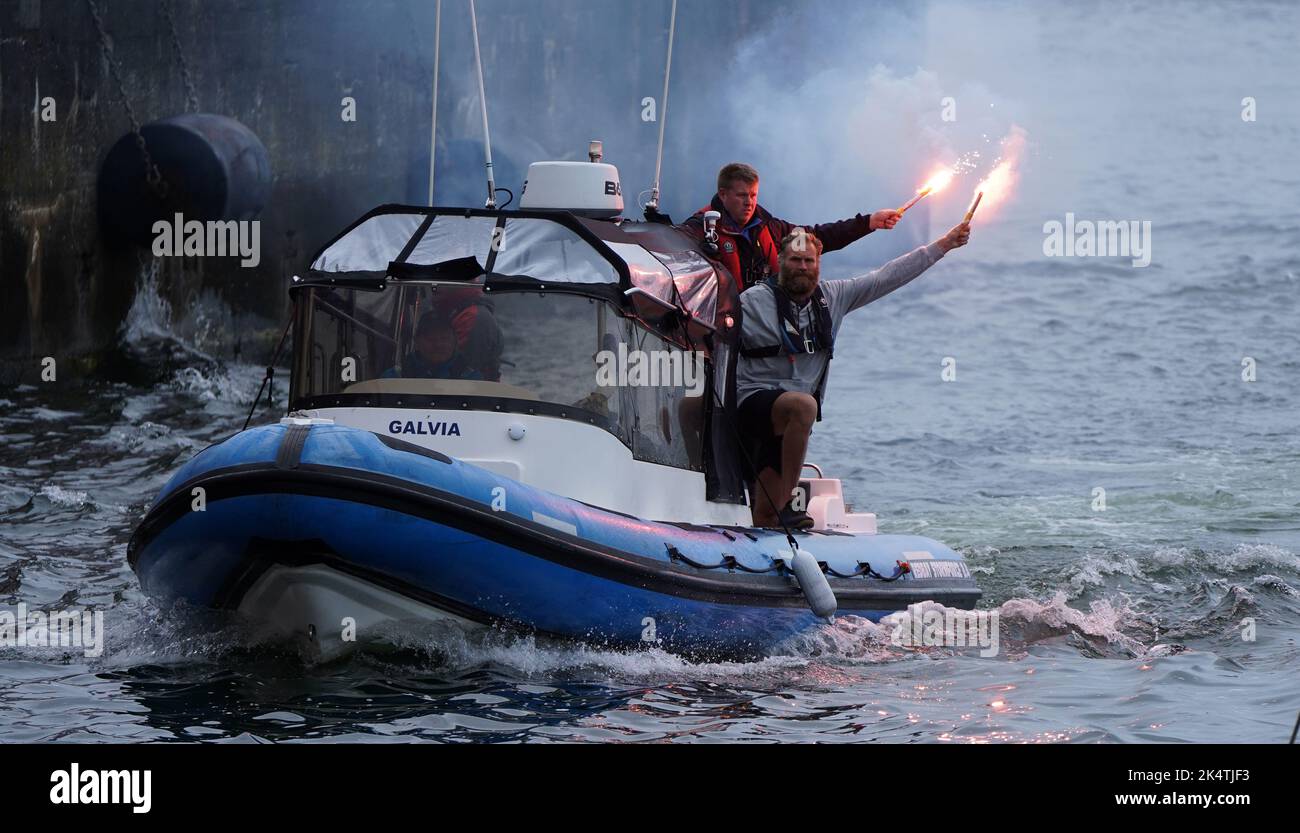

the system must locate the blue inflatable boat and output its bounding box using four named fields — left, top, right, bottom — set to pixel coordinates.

left=129, top=419, right=980, bottom=658
left=129, top=157, right=980, bottom=660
